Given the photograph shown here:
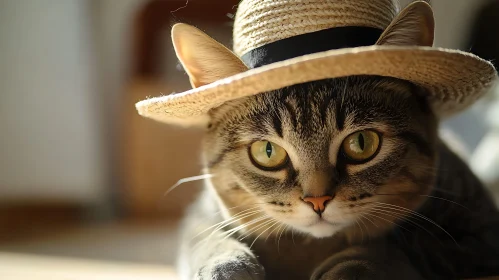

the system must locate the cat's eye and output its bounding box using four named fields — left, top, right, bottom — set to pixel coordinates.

left=249, top=141, right=288, bottom=170
left=342, top=130, right=381, bottom=163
